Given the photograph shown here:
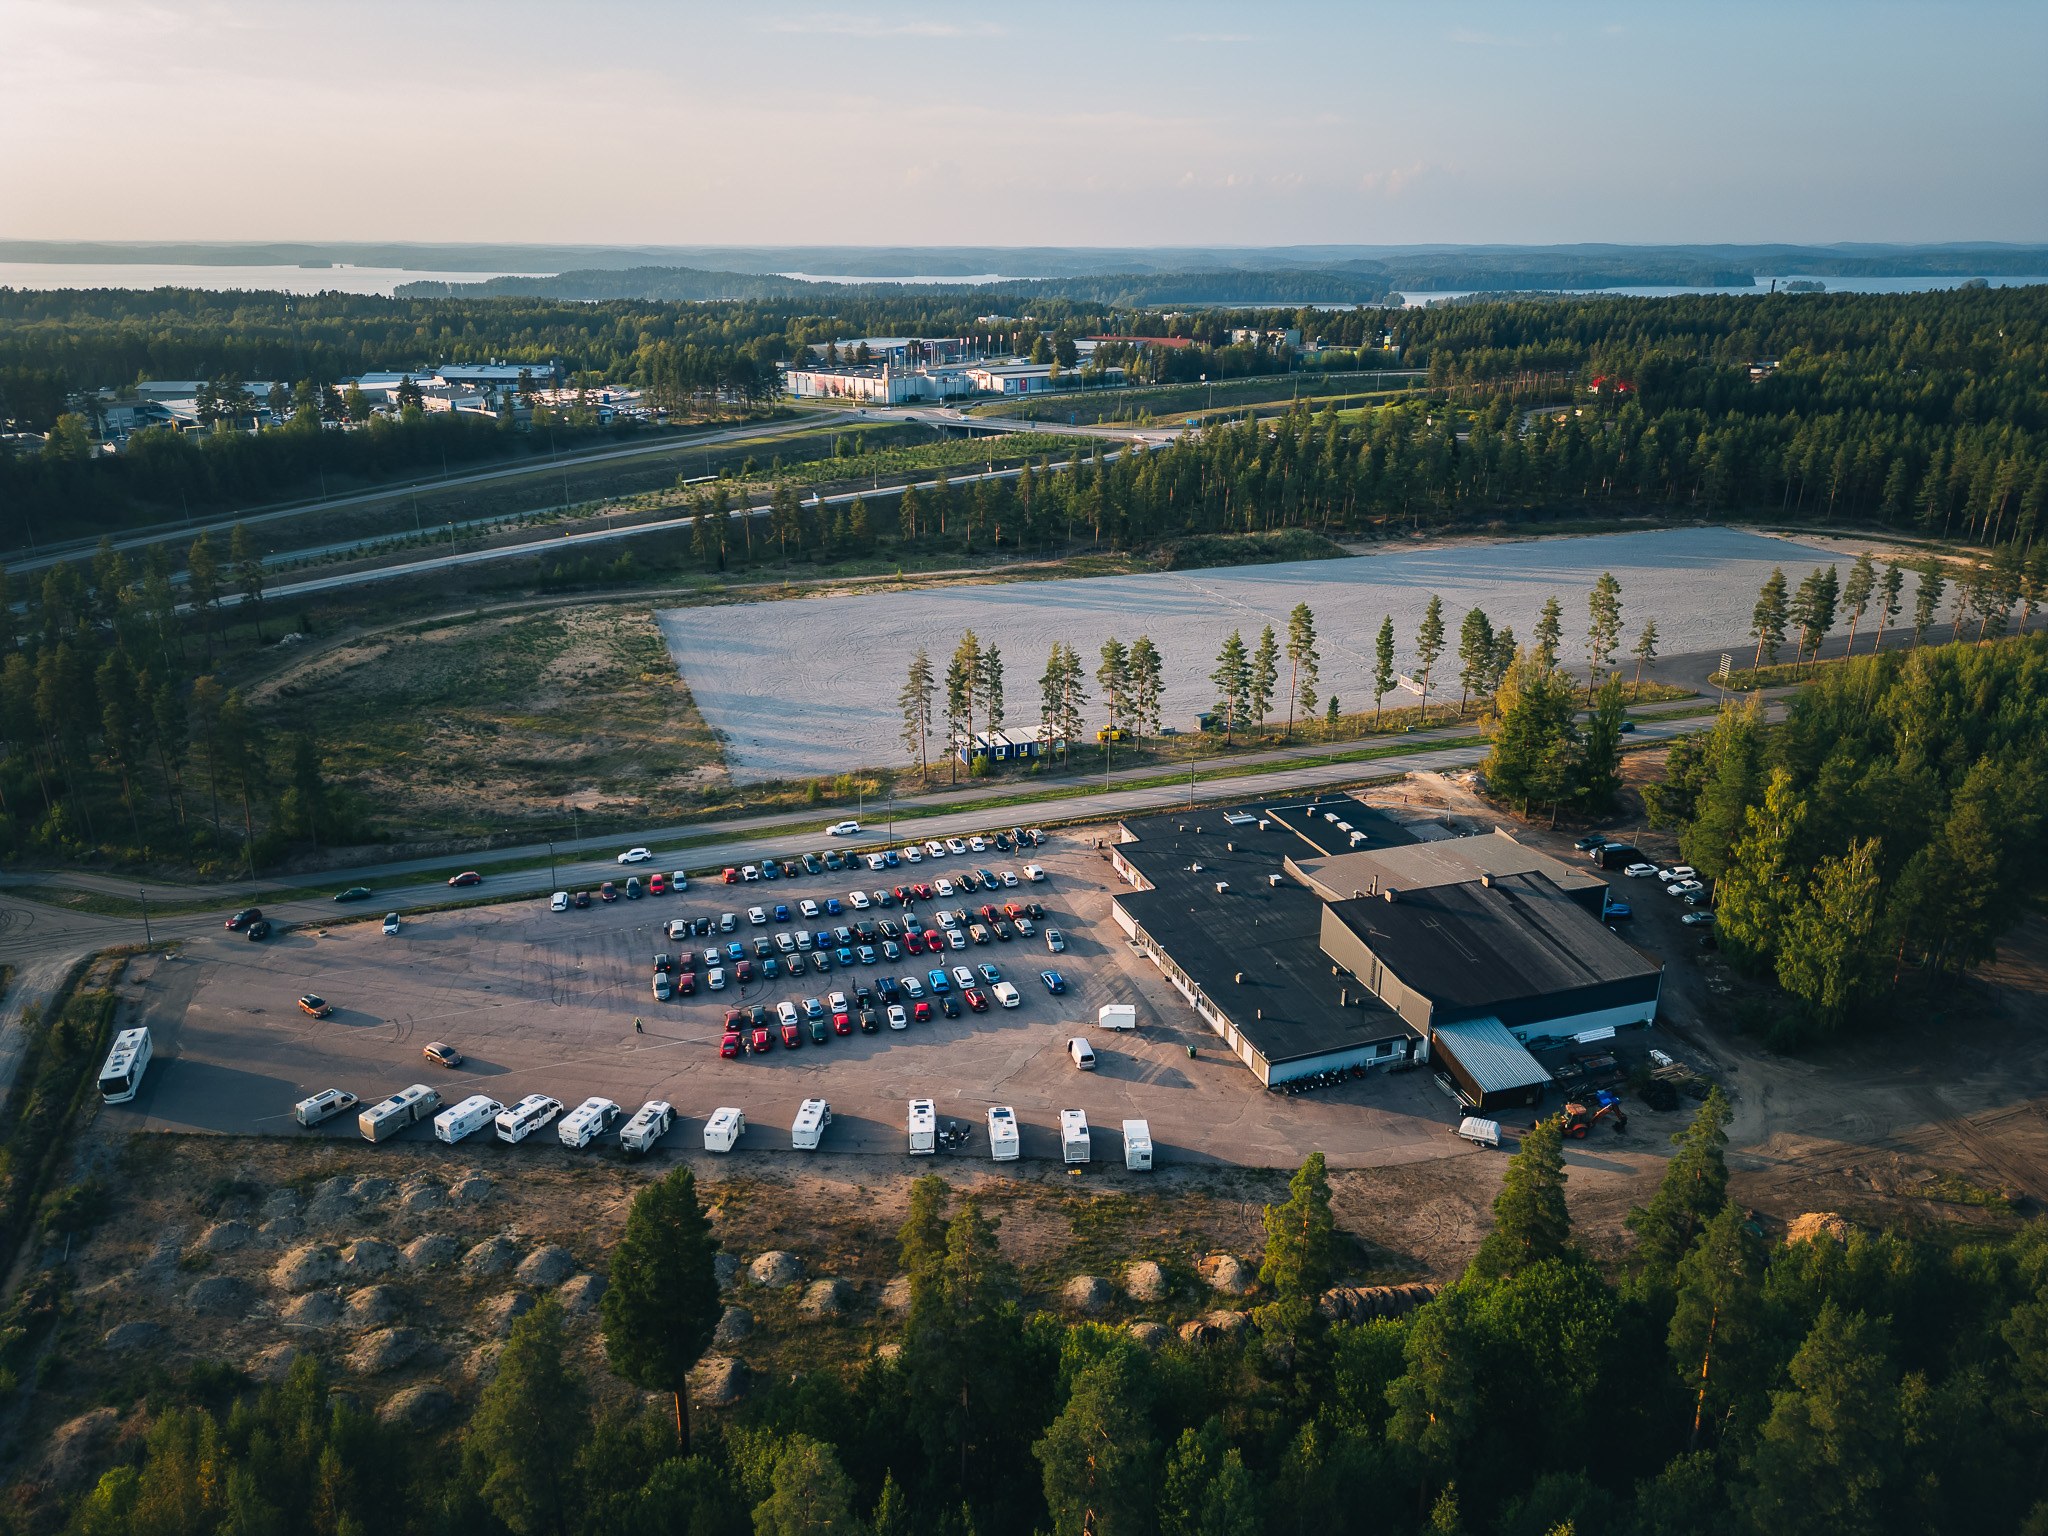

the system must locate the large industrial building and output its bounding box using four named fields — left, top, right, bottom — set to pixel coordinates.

left=1109, top=796, right=1662, bottom=1106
